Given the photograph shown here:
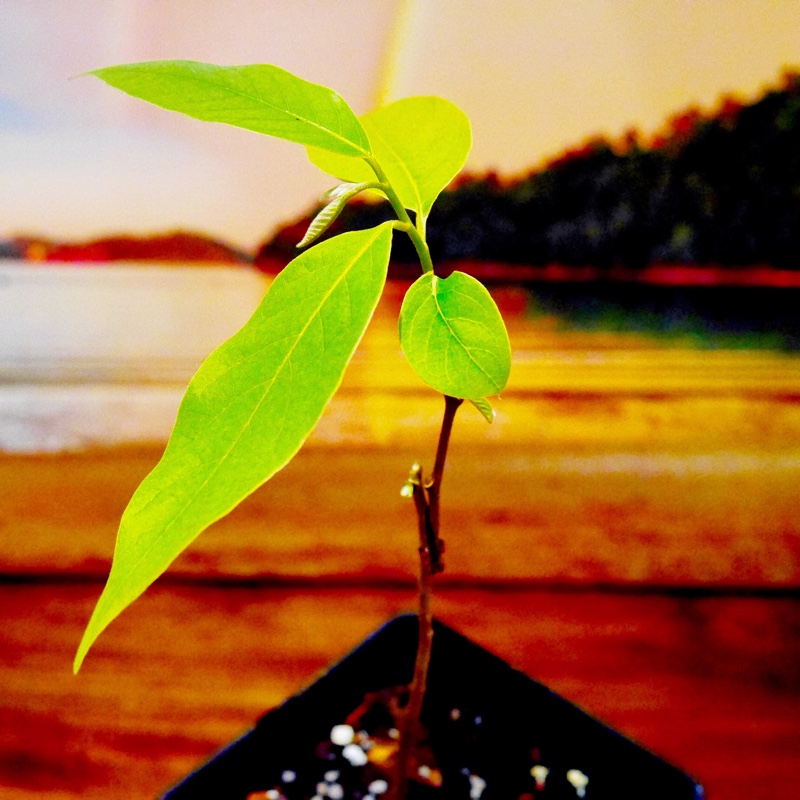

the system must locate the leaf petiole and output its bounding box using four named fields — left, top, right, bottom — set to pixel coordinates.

left=365, top=155, right=435, bottom=274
